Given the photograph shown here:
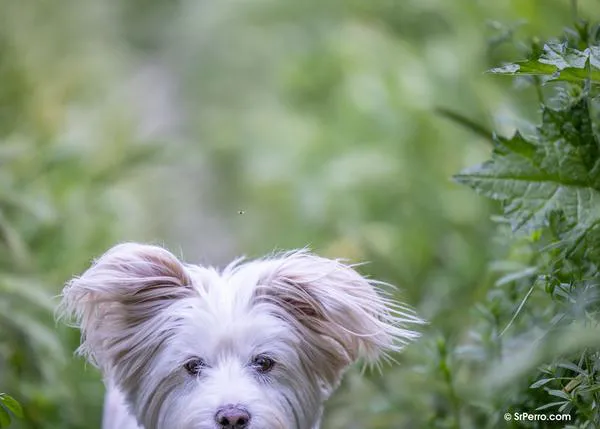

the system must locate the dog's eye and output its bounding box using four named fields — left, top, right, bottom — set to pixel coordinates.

left=252, top=355, right=275, bottom=373
left=184, top=358, right=207, bottom=376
